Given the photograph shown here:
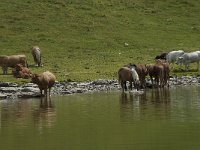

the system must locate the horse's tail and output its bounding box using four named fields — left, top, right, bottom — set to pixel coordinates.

left=118, top=69, right=122, bottom=85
